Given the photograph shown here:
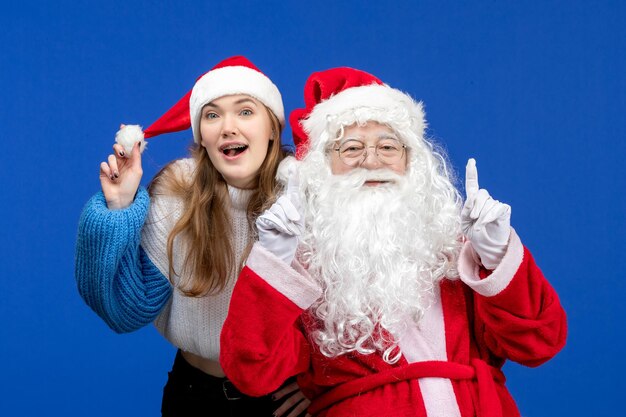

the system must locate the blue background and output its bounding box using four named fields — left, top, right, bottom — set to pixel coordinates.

left=1, top=1, right=624, bottom=415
